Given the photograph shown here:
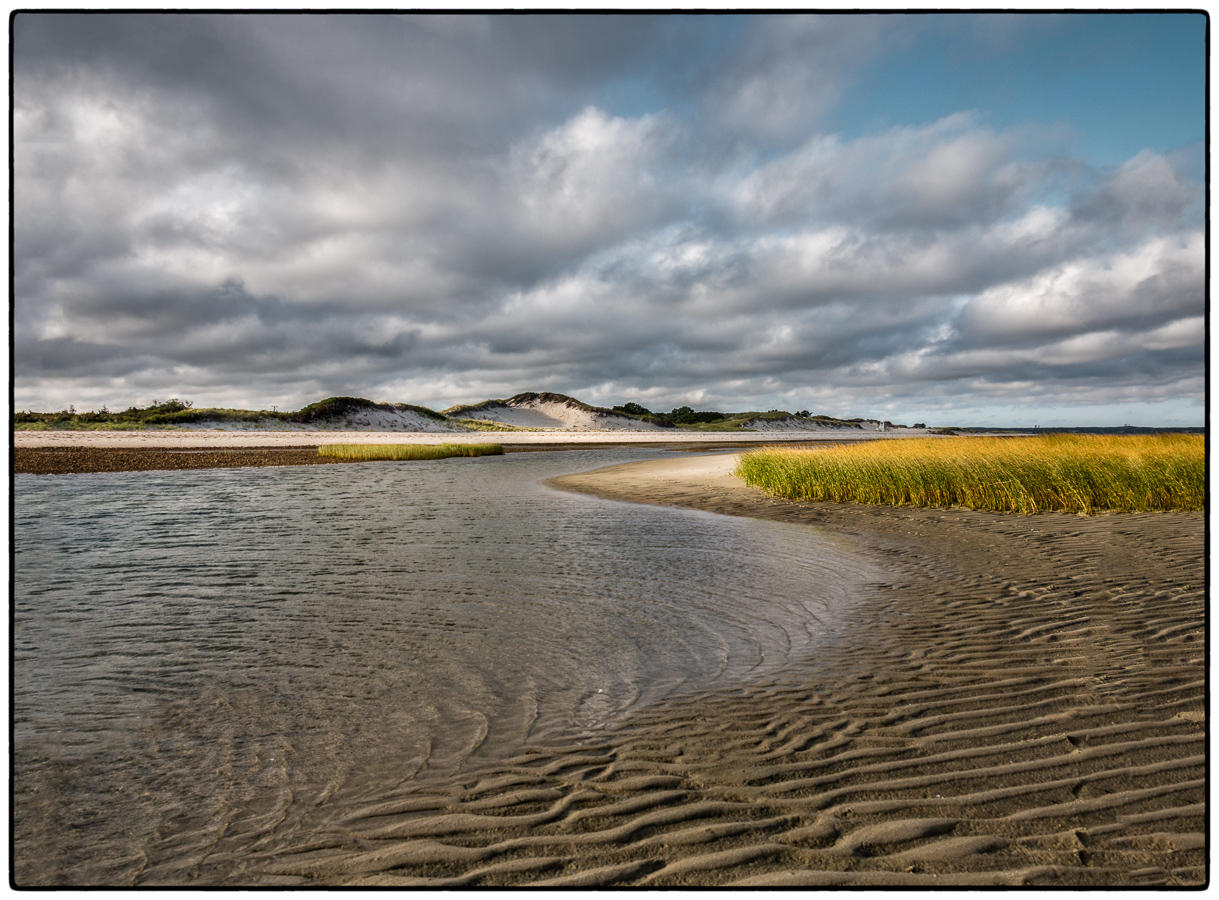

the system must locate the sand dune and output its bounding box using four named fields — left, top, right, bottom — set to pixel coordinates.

left=443, top=393, right=660, bottom=430
left=144, top=452, right=1204, bottom=887
left=177, top=408, right=462, bottom=432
